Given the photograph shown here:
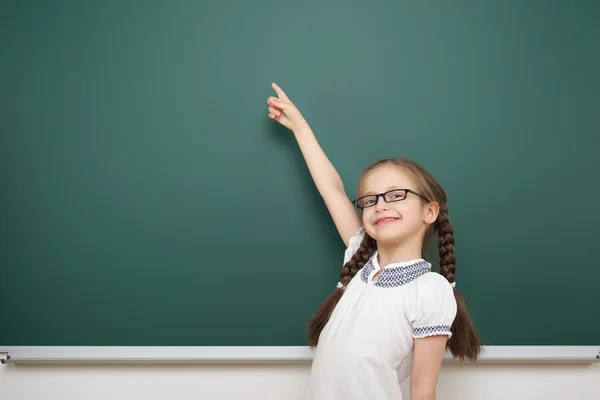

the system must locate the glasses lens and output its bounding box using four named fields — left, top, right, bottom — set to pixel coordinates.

left=385, top=189, right=407, bottom=202
left=357, top=195, right=377, bottom=208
